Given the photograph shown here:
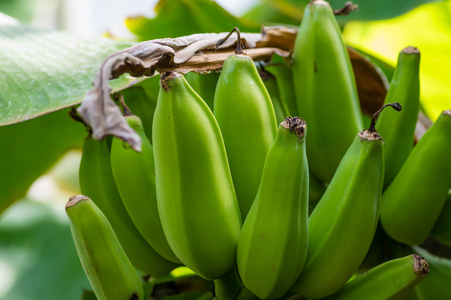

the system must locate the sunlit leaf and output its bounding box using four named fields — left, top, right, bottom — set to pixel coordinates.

left=0, top=199, right=89, bottom=300
left=0, top=108, right=86, bottom=213
left=0, top=19, right=133, bottom=125
left=330, top=0, right=442, bottom=21
left=125, top=0, right=260, bottom=42
left=343, top=0, right=451, bottom=120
